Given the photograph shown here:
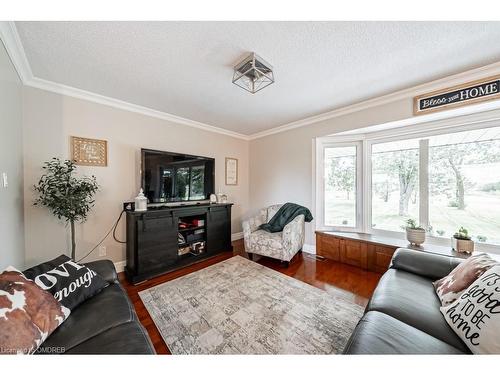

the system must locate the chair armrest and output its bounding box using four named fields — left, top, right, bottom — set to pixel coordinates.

left=283, top=214, right=305, bottom=250
left=242, top=213, right=266, bottom=237
left=84, top=259, right=118, bottom=284
left=390, top=248, right=463, bottom=280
